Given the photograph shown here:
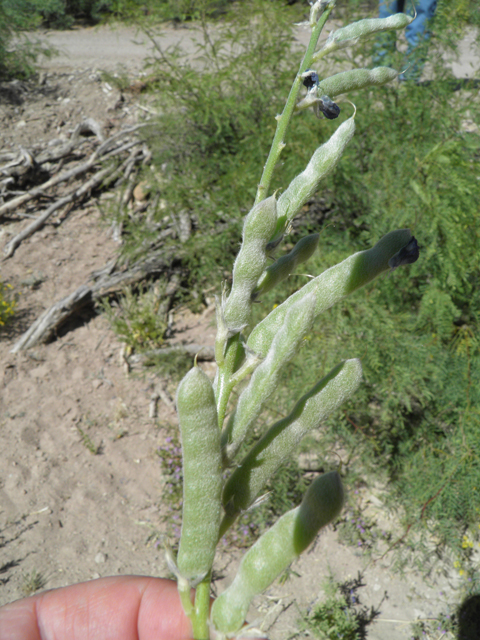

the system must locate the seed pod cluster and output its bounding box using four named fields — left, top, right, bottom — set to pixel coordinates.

left=222, top=290, right=317, bottom=462
left=248, top=229, right=414, bottom=358
left=318, top=66, right=398, bottom=99
left=253, top=233, right=320, bottom=299
left=222, top=359, right=361, bottom=517
left=313, top=12, right=413, bottom=59
left=212, top=471, right=345, bottom=635
left=274, top=115, right=355, bottom=238
left=176, top=366, right=223, bottom=584
left=223, top=195, right=277, bottom=334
